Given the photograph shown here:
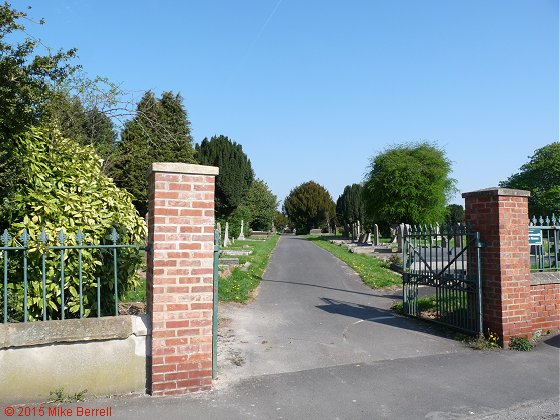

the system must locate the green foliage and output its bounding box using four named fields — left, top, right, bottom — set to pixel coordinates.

left=274, top=211, right=290, bottom=231
left=363, top=142, right=456, bottom=225
left=111, top=91, right=196, bottom=215
left=500, top=142, right=560, bottom=216
left=0, top=2, right=78, bottom=212
left=509, top=336, right=535, bottom=351
left=0, top=126, right=146, bottom=321
left=245, top=179, right=278, bottom=231
left=444, top=204, right=464, bottom=225
left=466, top=331, right=501, bottom=350
left=197, top=135, right=254, bottom=219
left=336, top=183, right=366, bottom=226
left=219, top=236, right=280, bottom=303
left=45, top=91, right=117, bottom=168
left=283, top=181, right=336, bottom=234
